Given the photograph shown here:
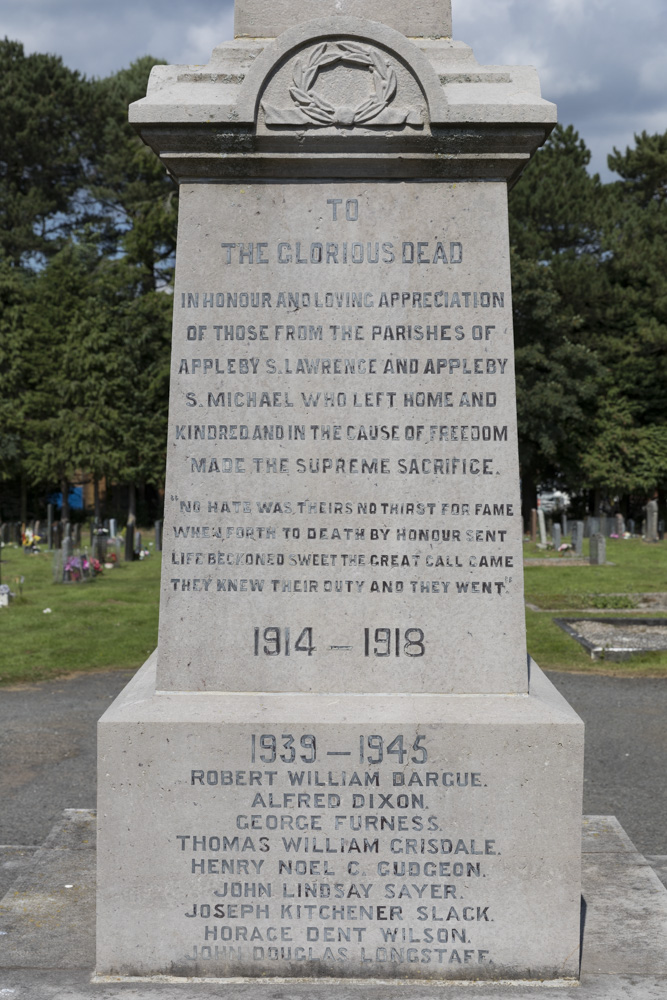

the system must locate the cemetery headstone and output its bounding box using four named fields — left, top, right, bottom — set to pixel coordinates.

left=561, top=514, right=567, bottom=536
left=530, top=508, right=538, bottom=542
left=134, top=530, right=142, bottom=555
left=646, top=500, right=659, bottom=542
left=615, top=513, right=625, bottom=536
left=94, top=532, right=108, bottom=563
left=589, top=533, right=606, bottom=566
left=109, top=518, right=118, bottom=540
left=588, top=516, right=599, bottom=537
left=97, top=2, right=583, bottom=984
left=537, top=507, right=547, bottom=546
left=154, top=519, right=162, bottom=551
left=124, top=523, right=135, bottom=562
left=573, top=521, right=584, bottom=556
left=552, top=523, right=561, bottom=551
